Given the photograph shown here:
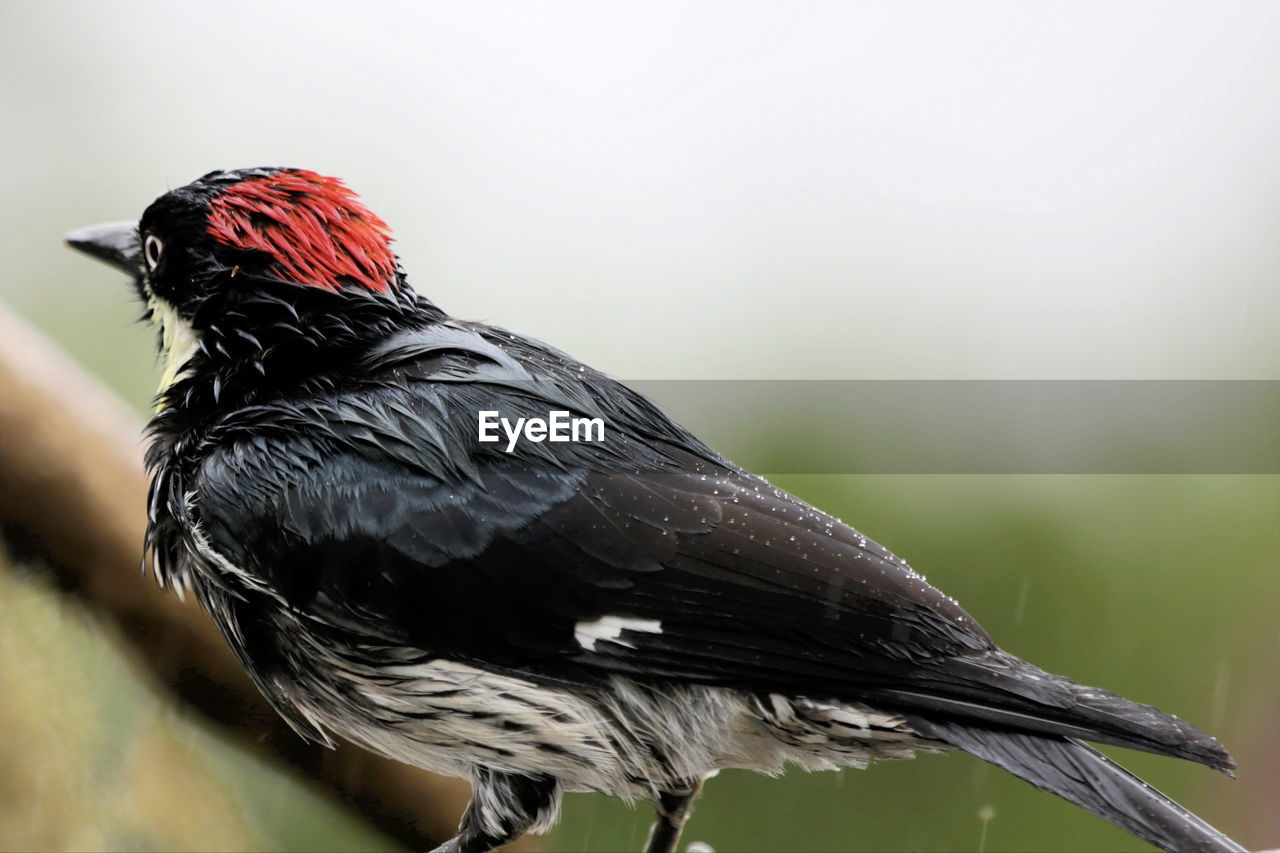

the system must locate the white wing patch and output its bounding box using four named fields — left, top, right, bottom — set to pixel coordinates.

left=574, top=615, right=663, bottom=652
